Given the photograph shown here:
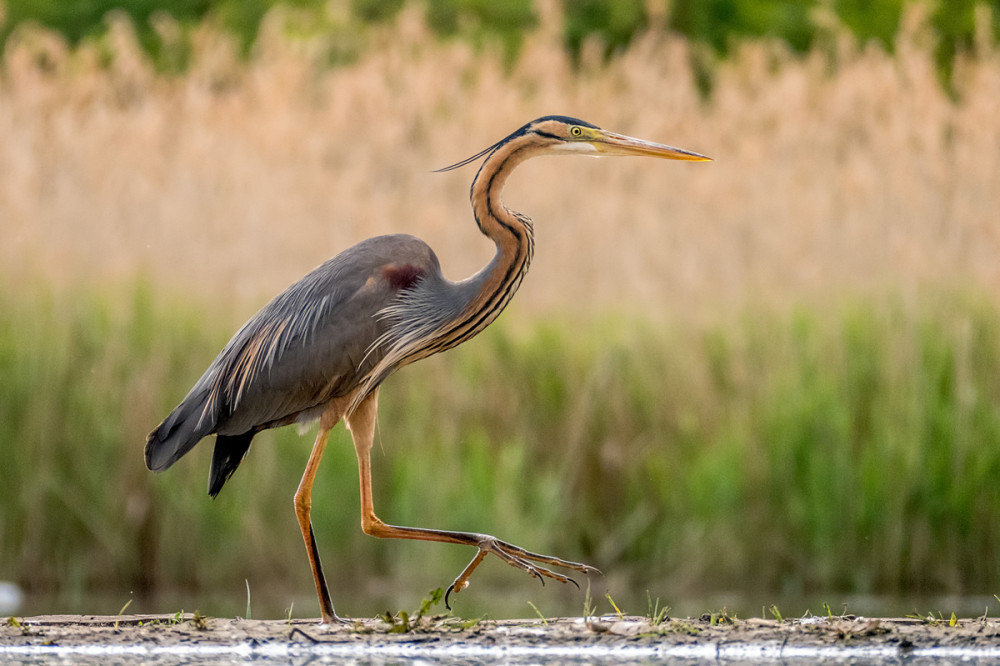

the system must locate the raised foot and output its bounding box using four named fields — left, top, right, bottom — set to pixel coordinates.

left=444, top=534, right=601, bottom=609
